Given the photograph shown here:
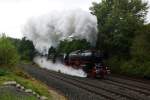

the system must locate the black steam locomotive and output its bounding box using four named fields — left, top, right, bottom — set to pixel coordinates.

left=49, top=50, right=110, bottom=78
